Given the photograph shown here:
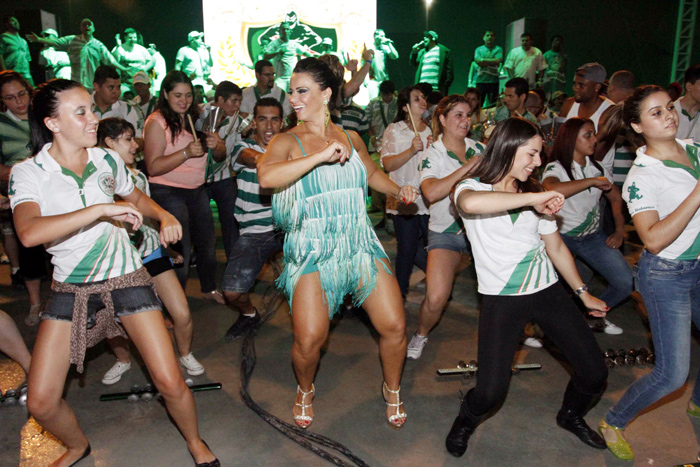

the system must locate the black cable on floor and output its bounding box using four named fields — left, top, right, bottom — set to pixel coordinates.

left=238, top=284, right=370, bottom=467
